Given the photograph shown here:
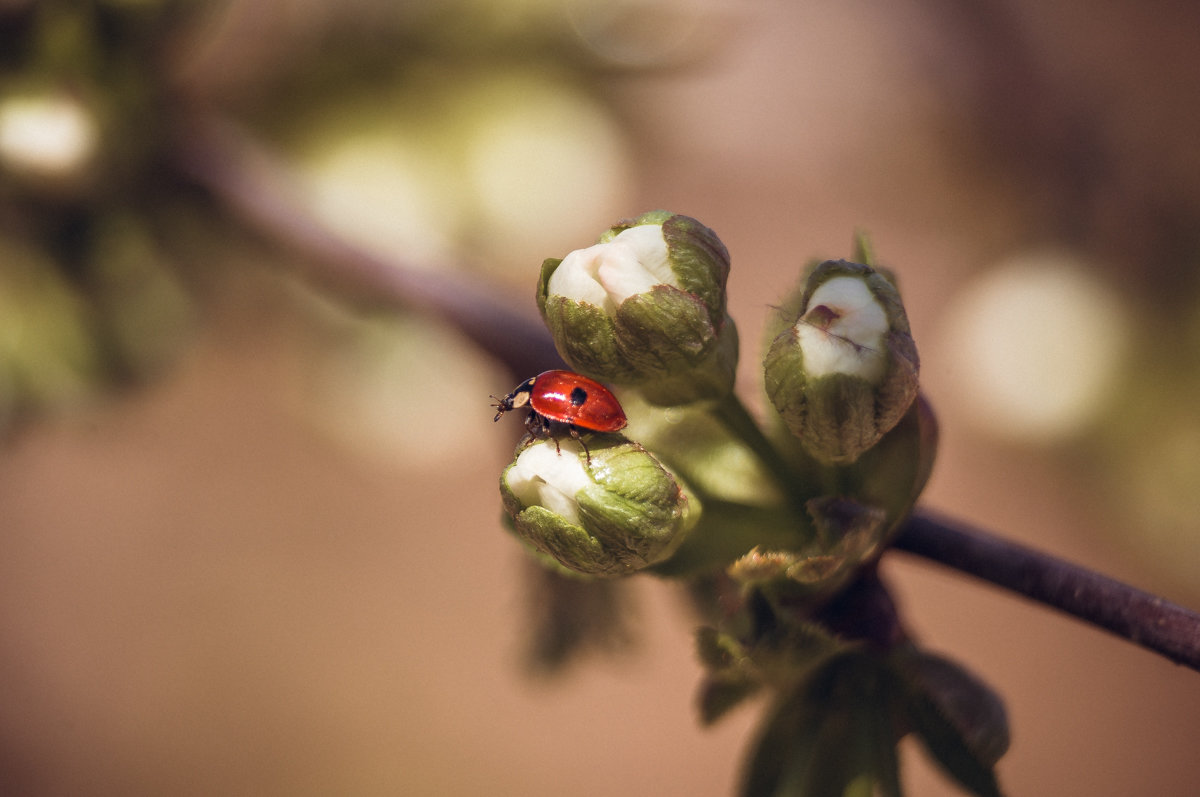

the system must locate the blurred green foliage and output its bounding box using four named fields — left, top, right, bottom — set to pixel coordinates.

left=0, top=0, right=659, bottom=432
